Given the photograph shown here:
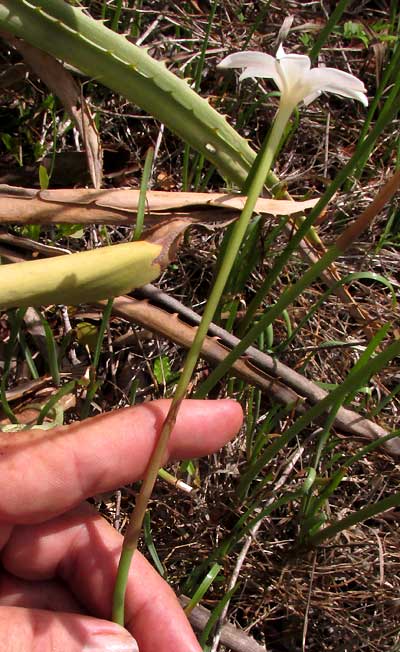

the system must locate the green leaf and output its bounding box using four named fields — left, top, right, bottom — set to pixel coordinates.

left=343, top=21, right=370, bottom=47
left=144, top=511, right=166, bottom=578
left=153, top=355, right=172, bottom=385
left=56, top=224, right=85, bottom=238
left=184, top=563, right=222, bottom=616
left=76, top=321, right=99, bottom=352
left=39, top=164, right=50, bottom=189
